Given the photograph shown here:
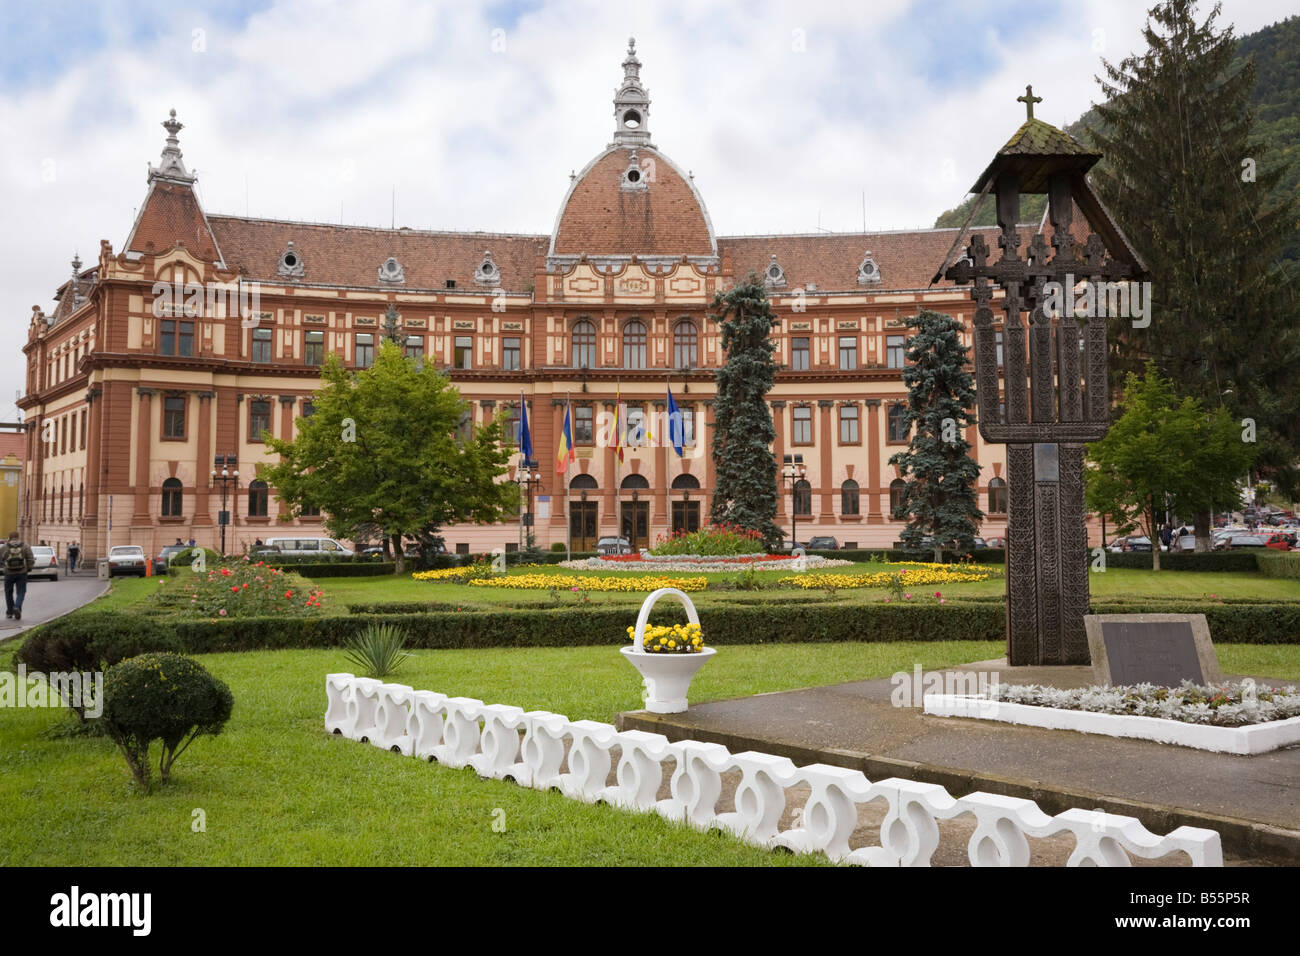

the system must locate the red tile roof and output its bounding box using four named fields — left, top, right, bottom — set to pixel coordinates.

left=126, top=181, right=222, bottom=263
left=551, top=147, right=715, bottom=257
